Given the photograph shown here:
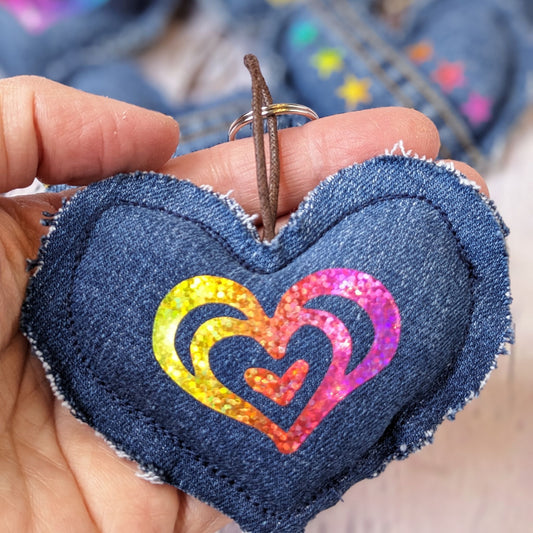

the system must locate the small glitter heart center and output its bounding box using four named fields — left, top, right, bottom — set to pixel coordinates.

left=244, top=360, right=309, bottom=406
